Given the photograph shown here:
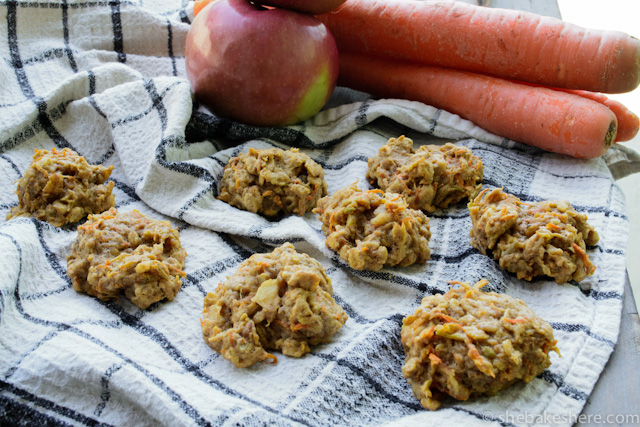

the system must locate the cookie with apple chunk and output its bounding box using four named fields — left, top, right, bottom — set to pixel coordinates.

left=66, top=209, right=187, bottom=309
left=367, top=136, right=483, bottom=213
left=201, top=243, right=347, bottom=368
left=7, top=147, right=115, bottom=227
left=218, top=147, right=327, bottom=217
left=401, top=279, right=559, bottom=410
